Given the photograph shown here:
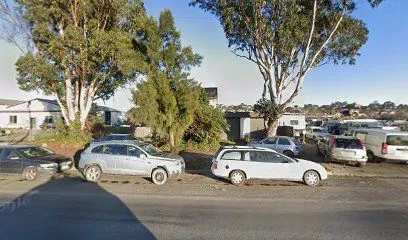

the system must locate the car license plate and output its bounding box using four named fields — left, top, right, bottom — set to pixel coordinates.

left=342, top=151, right=356, bottom=157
